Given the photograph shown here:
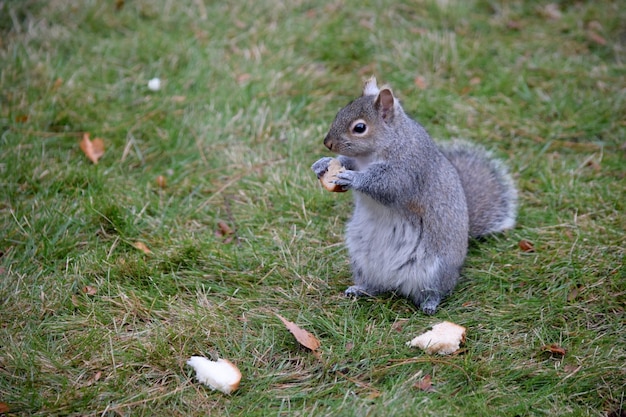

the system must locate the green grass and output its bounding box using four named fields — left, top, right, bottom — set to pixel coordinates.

left=1, top=0, right=624, bottom=415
